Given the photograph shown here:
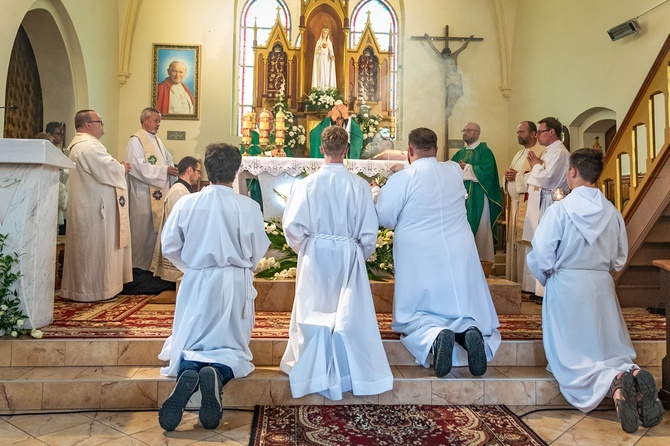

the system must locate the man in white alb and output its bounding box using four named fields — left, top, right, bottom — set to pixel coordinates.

left=124, top=107, right=178, bottom=271
left=374, top=127, right=500, bottom=378
left=504, top=121, right=544, bottom=292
